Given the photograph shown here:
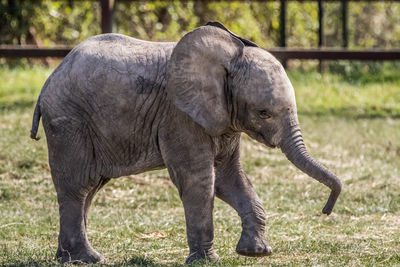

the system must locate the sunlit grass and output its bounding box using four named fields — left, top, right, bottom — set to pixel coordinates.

left=289, top=70, right=400, bottom=118
left=0, top=66, right=53, bottom=110
left=0, top=66, right=399, bottom=266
